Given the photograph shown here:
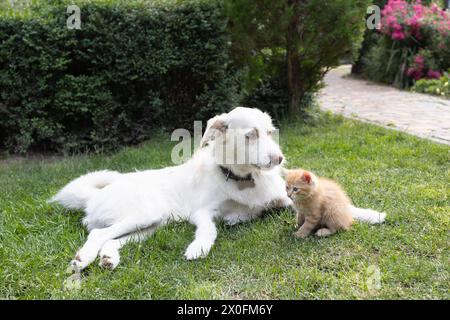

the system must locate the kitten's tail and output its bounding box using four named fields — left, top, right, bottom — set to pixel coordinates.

left=350, top=206, right=386, bottom=224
